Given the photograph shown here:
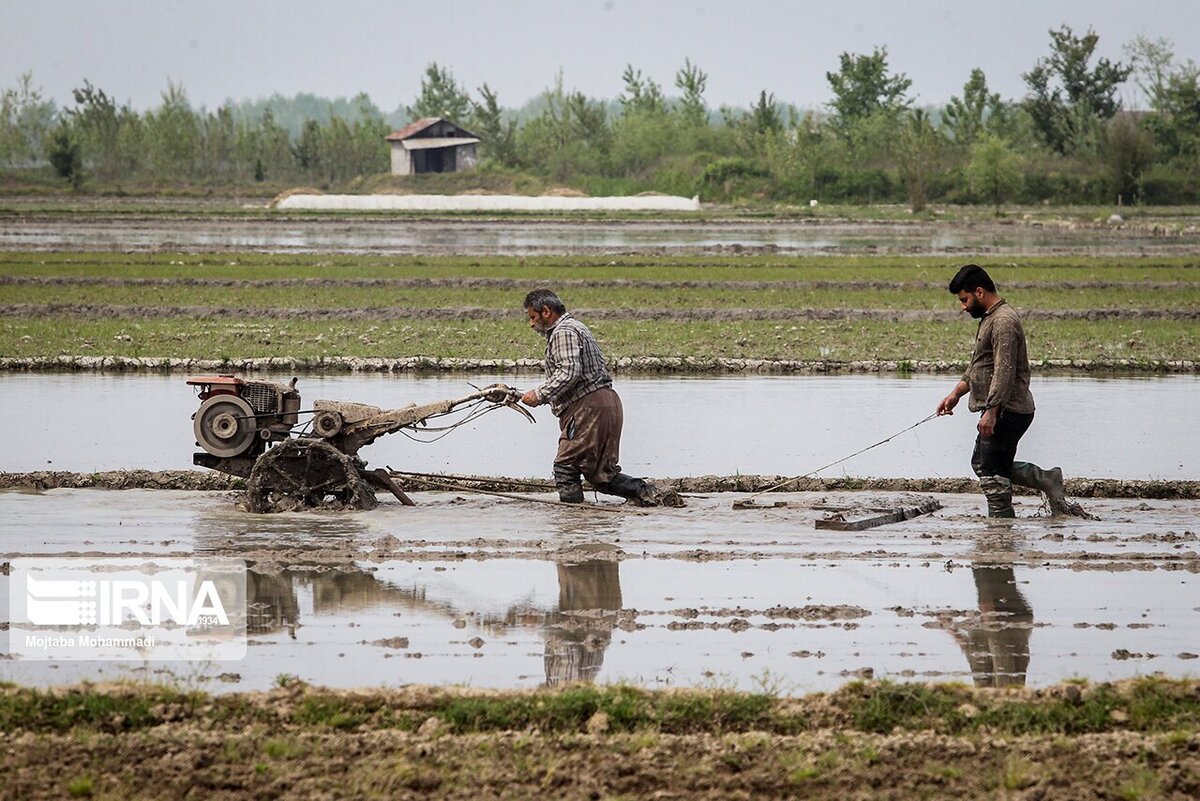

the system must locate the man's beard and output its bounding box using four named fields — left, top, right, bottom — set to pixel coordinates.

left=965, top=300, right=986, bottom=319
